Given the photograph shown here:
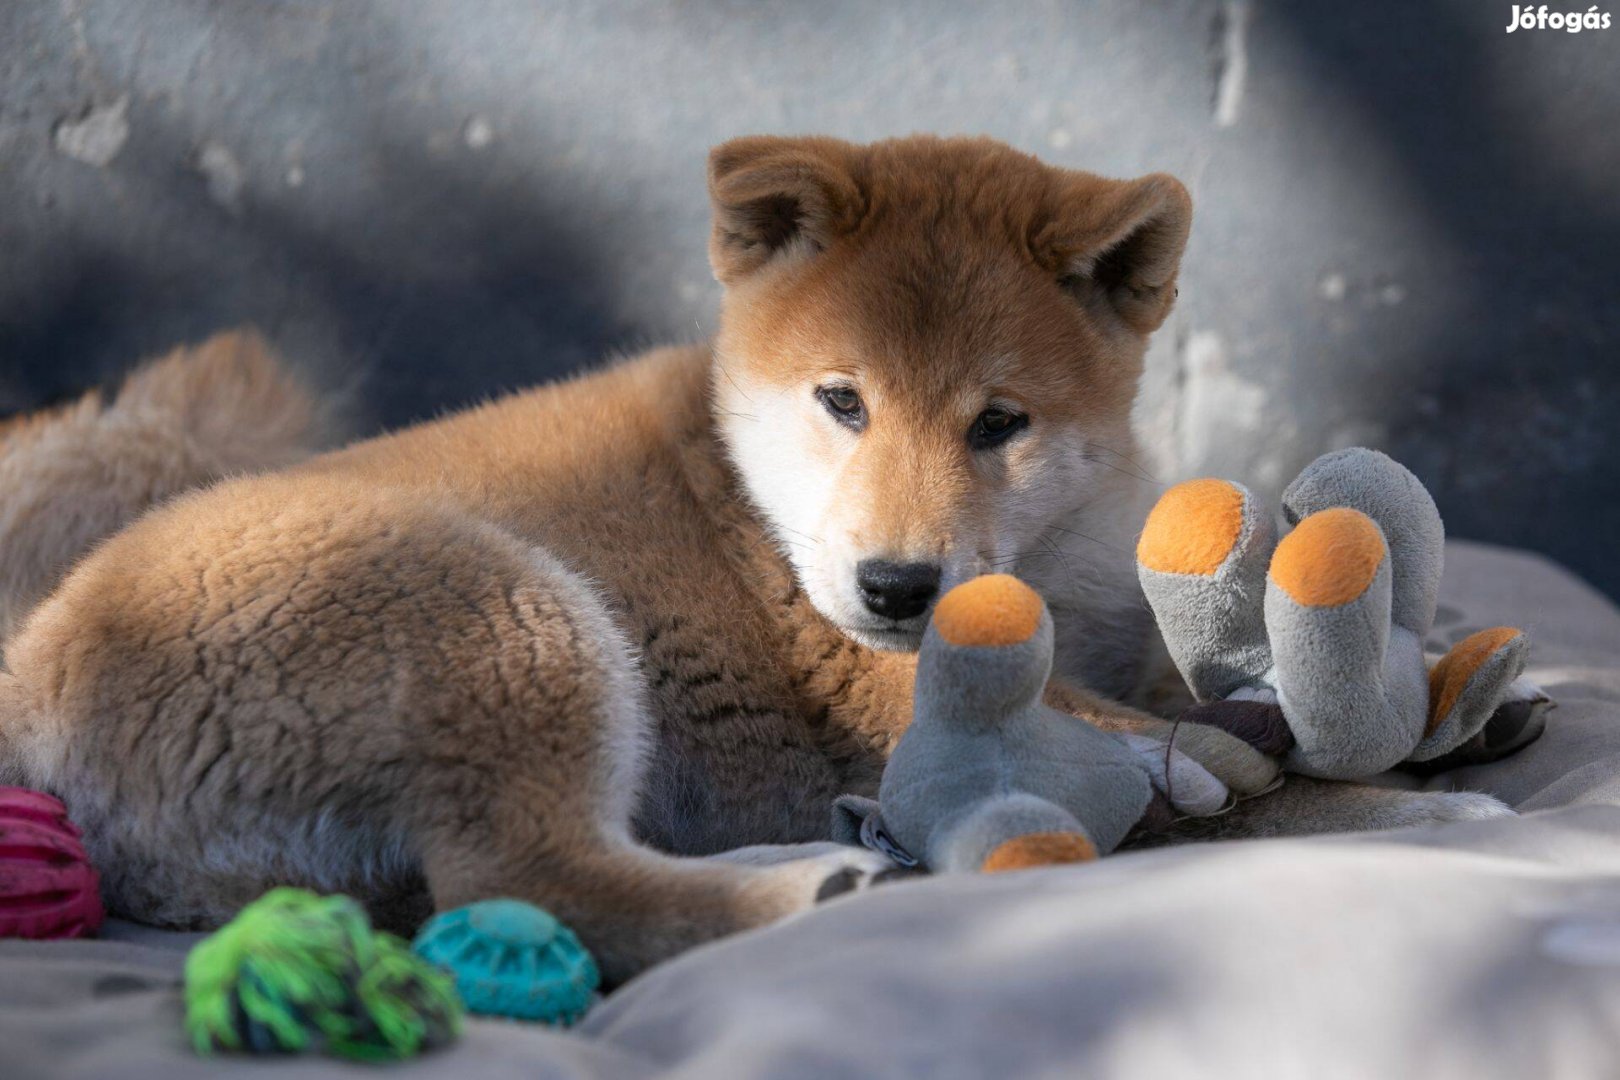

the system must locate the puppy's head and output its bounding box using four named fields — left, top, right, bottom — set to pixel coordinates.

left=708, top=135, right=1189, bottom=650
